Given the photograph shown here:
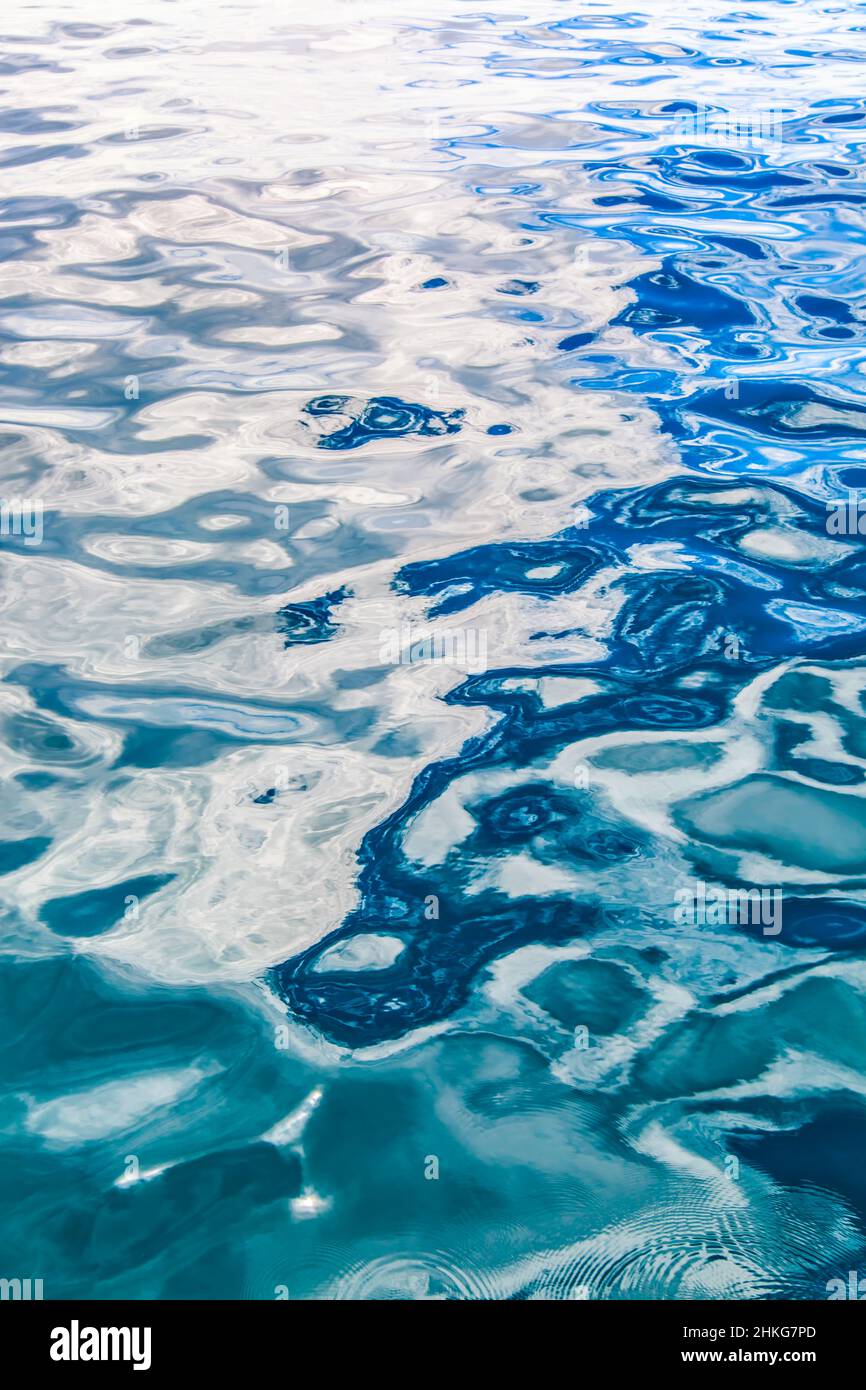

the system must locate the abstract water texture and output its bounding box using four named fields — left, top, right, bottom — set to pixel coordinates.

left=1, top=0, right=865, bottom=1300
